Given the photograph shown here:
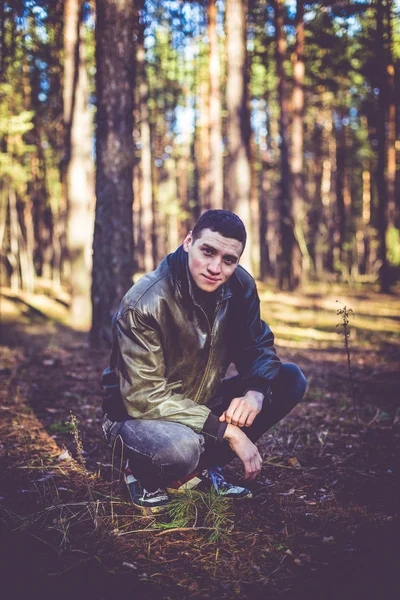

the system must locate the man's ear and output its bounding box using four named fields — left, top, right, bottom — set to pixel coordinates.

left=183, top=231, right=192, bottom=253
